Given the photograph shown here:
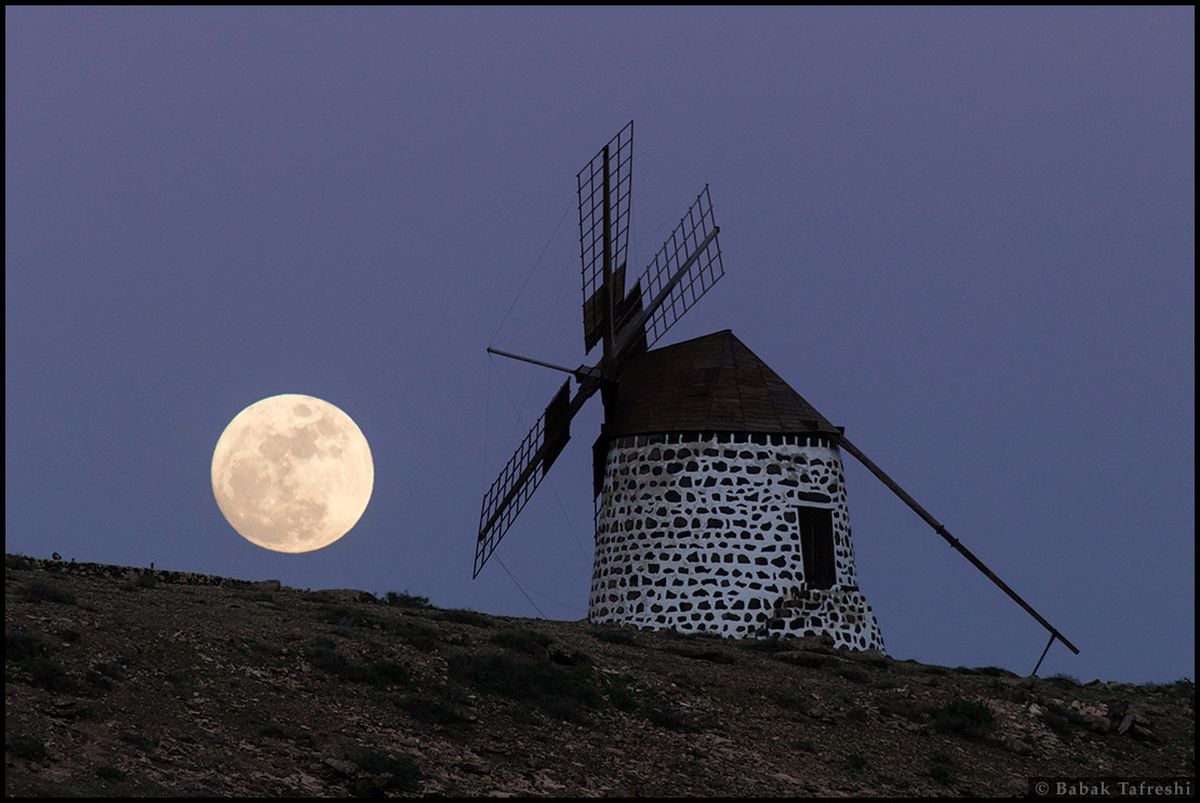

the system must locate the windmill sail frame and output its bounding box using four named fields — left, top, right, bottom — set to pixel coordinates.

left=578, top=121, right=634, bottom=356
left=627, top=185, right=724, bottom=350
left=475, top=381, right=573, bottom=579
